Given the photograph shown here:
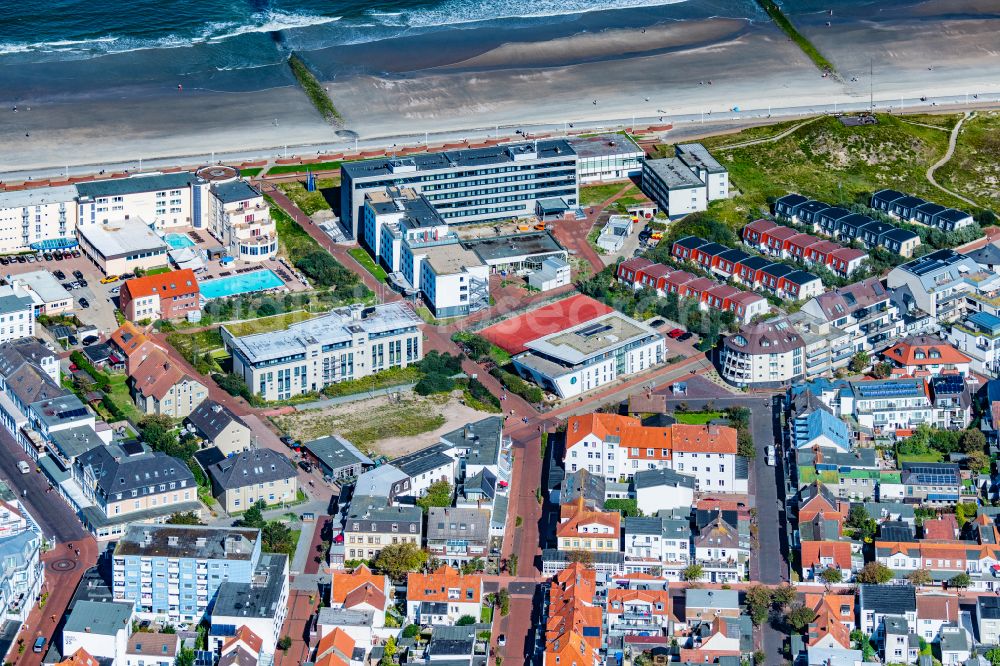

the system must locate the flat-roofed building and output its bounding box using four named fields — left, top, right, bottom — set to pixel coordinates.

left=223, top=303, right=422, bottom=401
left=412, top=243, right=490, bottom=318
left=112, top=524, right=262, bottom=624
left=10, top=270, right=73, bottom=316
left=512, top=310, right=665, bottom=398
left=209, top=552, right=289, bottom=659
left=567, top=132, right=644, bottom=183
left=76, top=172, right=196, bottom=229
left=340, top=140, right=579, bottom=239
left=0, top=185, right=78, bottom=255
left=119, top=269, right=200, bottom=322
left=76, top=219, right=169, bottom=275
left=641, top=157, right=707, bottom=217
left=676, top=143, right=729, bottom=201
